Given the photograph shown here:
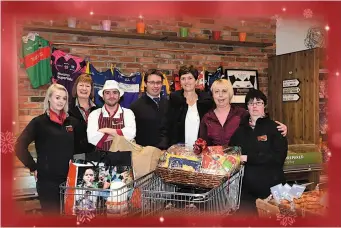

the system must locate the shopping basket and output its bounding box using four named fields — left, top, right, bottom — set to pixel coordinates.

left=140, top=166, right=244, bottom=216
